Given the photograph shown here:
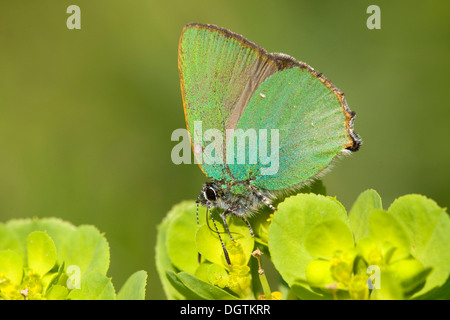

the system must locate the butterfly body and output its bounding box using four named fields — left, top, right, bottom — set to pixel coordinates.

left=197, top=180, right=275, bottom=217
